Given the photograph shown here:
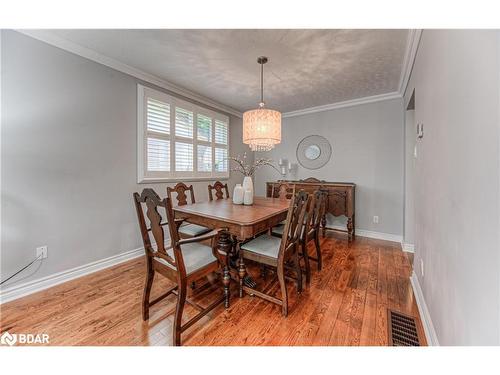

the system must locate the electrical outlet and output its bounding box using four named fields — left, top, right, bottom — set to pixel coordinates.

left=373, top=215, right=379, bottom=224
left=36, top=246, right=48, bottom=259
left=420, top=259, right=424, bottom=277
